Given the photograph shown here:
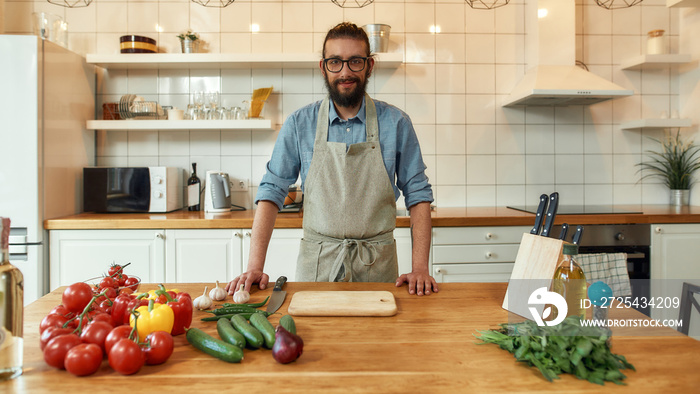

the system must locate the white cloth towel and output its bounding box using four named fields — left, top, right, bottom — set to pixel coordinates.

left=575, top=253, right=632, bottom=297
